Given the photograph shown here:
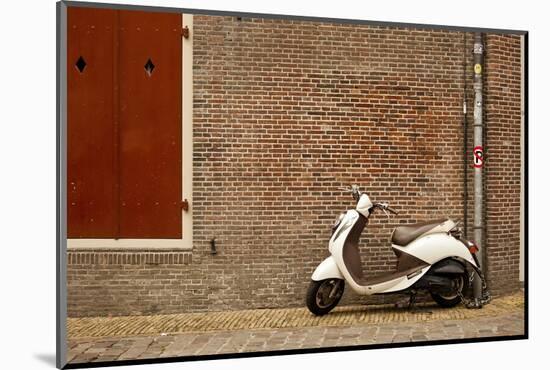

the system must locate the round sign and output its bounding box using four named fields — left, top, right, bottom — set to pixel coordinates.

left=474, top=63, right=482, bottom=74
left=473, top=146, right=483, bottom=168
